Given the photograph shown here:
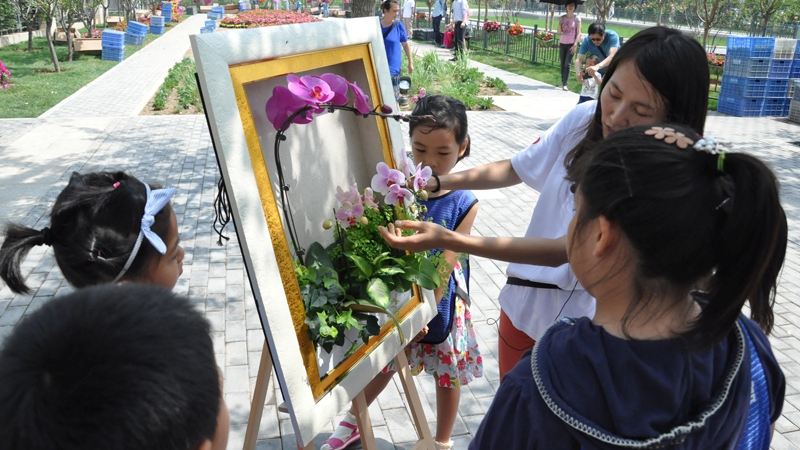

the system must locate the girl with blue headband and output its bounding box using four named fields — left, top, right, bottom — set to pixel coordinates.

left=0, top=171, right=184, bottom=292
